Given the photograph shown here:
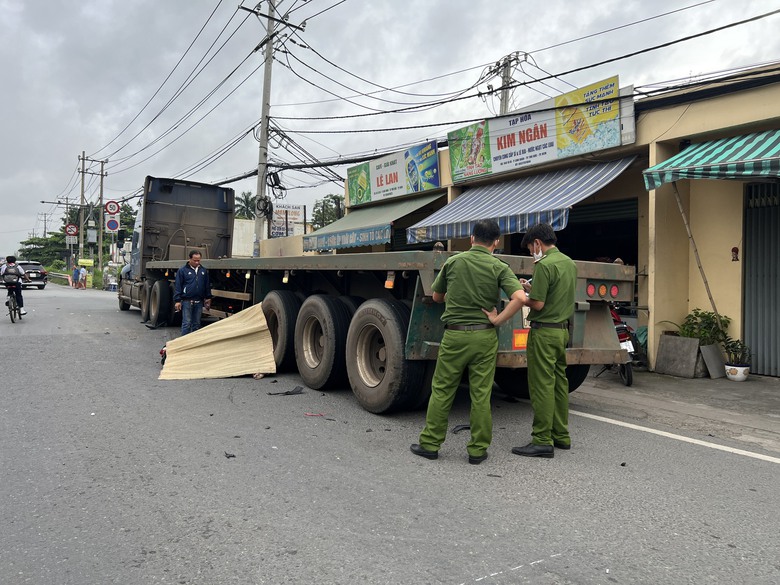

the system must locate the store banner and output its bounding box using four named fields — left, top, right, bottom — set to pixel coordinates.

left=448, top=76, right=623, bottom=182
left=555, top=76, right=620, bottom=158
left=347, top=140, right=439, bottom=206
